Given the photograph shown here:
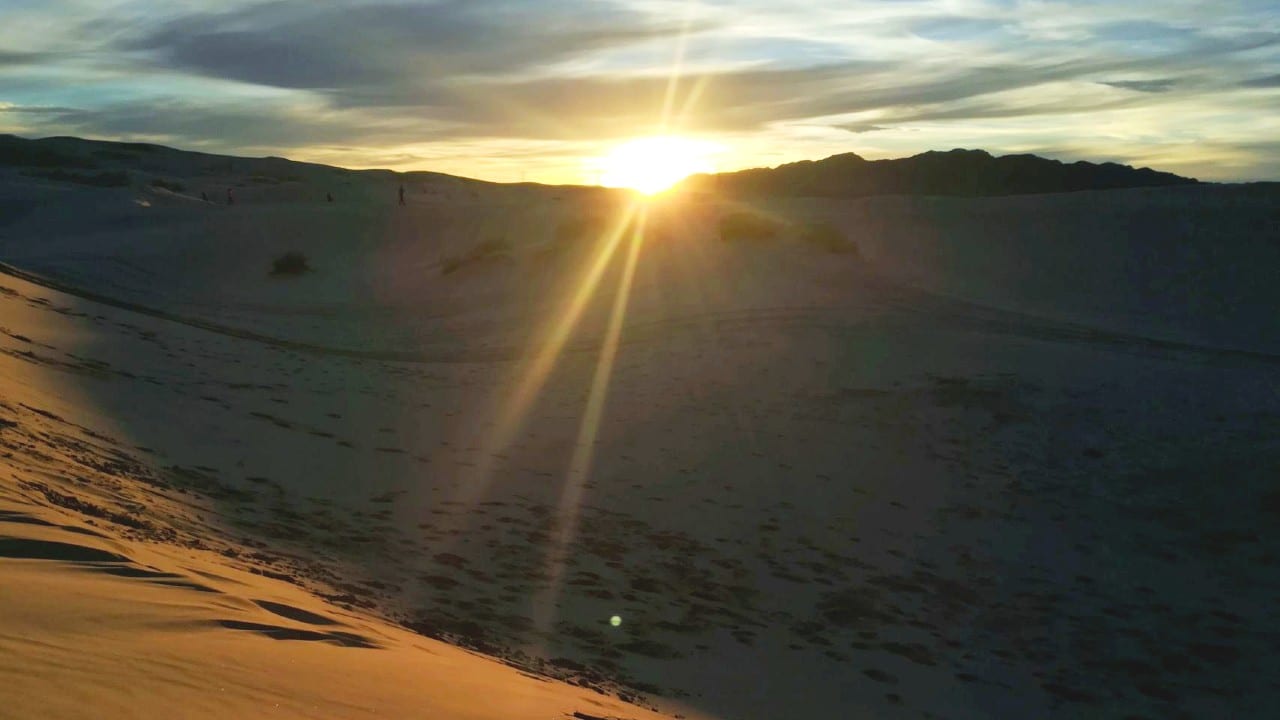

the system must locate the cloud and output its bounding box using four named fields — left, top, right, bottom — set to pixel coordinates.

left=0, top=50, right=49, bottom=68
left=31, top=99, right=409, bottom=150
left=1, top=0, right=1278, bottom=180
left=384, top=27, right=1277, bottom=137
left=119, top=1, right=709, bottom=90
left=1241, top=73, right=1280, bottom=87
left=96, top=1, right=1267, bottom=139
left=0, top=103, right=80, bottom=115
left=18, top=34, right=1275, bottom=150
left=908, top=16, right=1011, bottom=43
left=841, top=122, right=888, bottom=134
left=834, top=93, right=1148, bottom=133
left=1099, top=78, right=1179, bottom=92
